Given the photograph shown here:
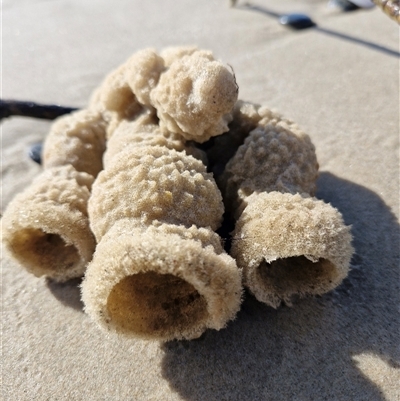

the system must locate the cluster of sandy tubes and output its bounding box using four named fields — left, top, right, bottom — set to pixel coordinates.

left=80, top=115, right=242, bottom=340
left=2, top=47, right=354, bottom=341
left=79, top=47, right=242, bottom=340
left=3, top=46, right=242, bottom=341
left=2, top=110, right=107, bottom=281
left=2, top=45, right=238, bottom=283
left=89, top=46, right=238, bottom=143
left=205, top=101, right=354, bottom=308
